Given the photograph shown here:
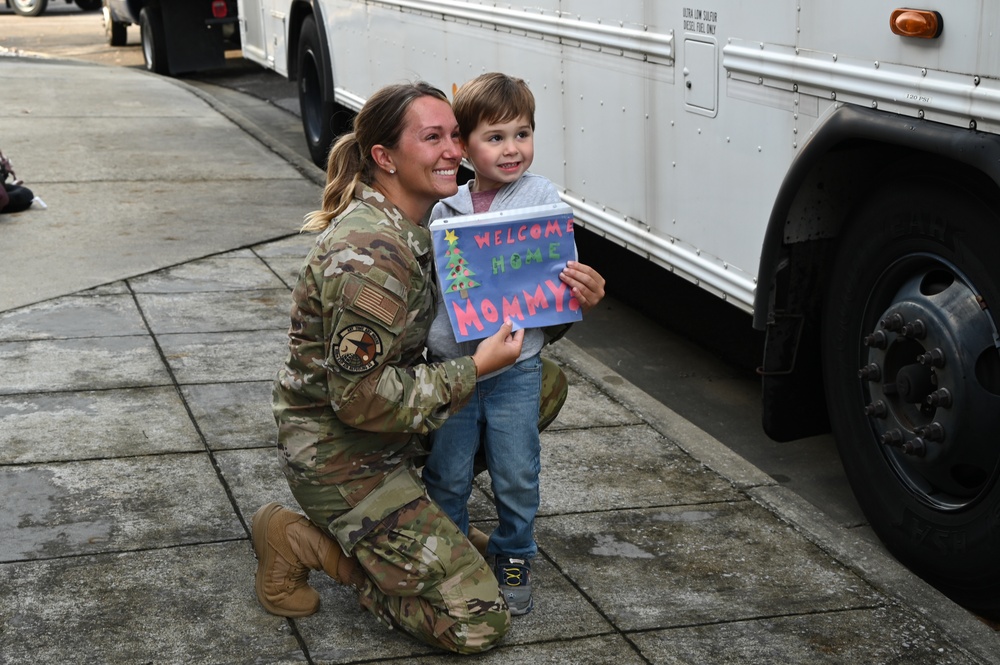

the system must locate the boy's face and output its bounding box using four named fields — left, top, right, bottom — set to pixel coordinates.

left=463, top=114, right=534, bottom=193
